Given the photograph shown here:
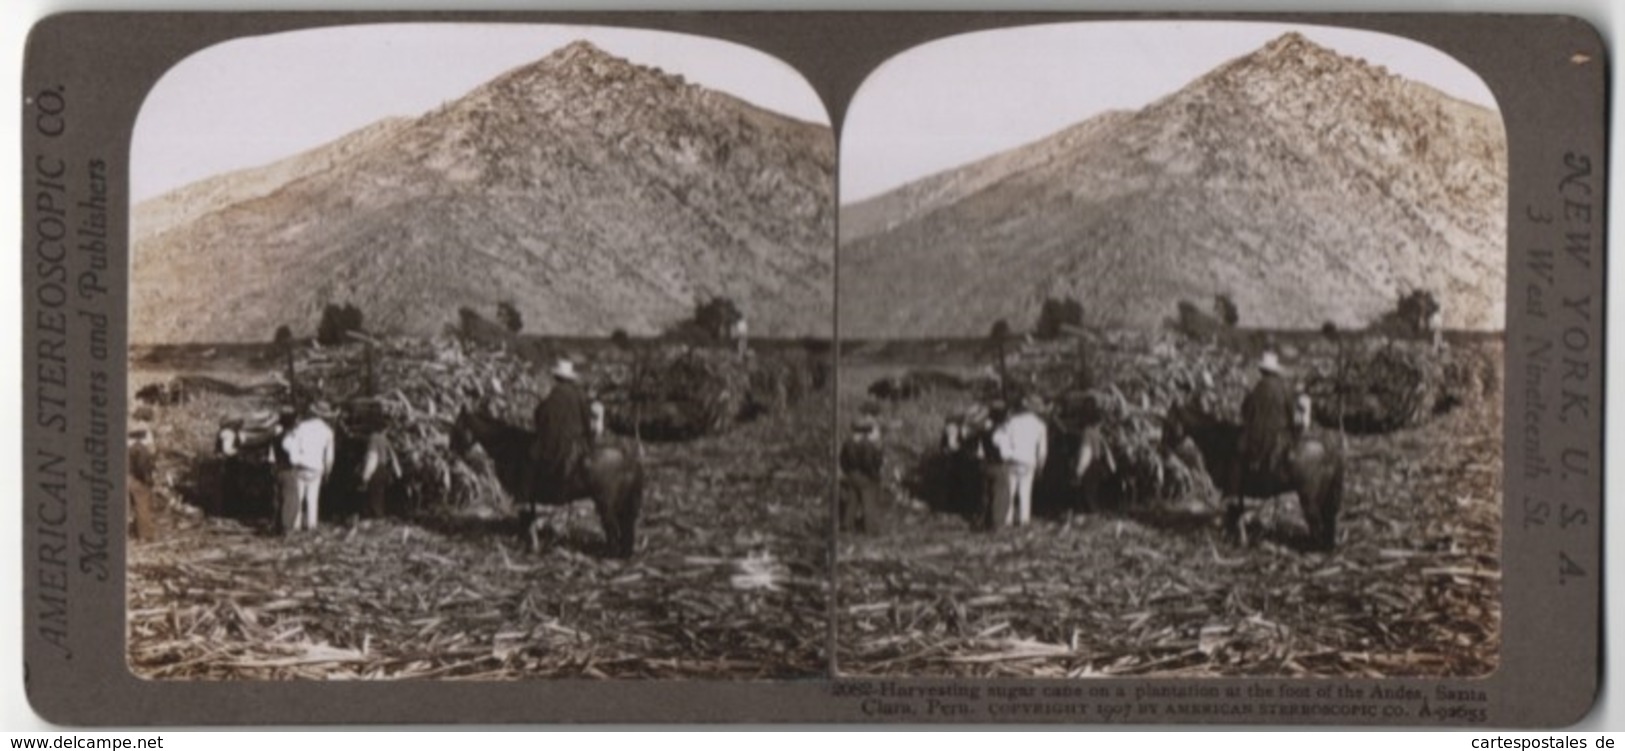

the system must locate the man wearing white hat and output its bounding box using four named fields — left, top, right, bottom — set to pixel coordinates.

left=1236, top=352, right=1297, bottom=500
left=277, top=400, right=336, bottom=534
left=991, top=393, right=1049, bottom=527
left=527, top=358, right=594, bottom=510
